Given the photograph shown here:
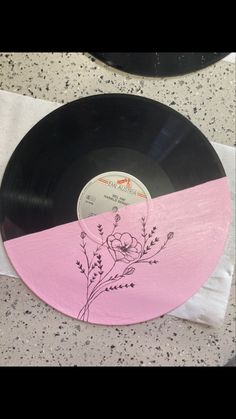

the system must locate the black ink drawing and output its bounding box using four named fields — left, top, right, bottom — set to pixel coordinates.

left=77, top=214, right=174, bottom=321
